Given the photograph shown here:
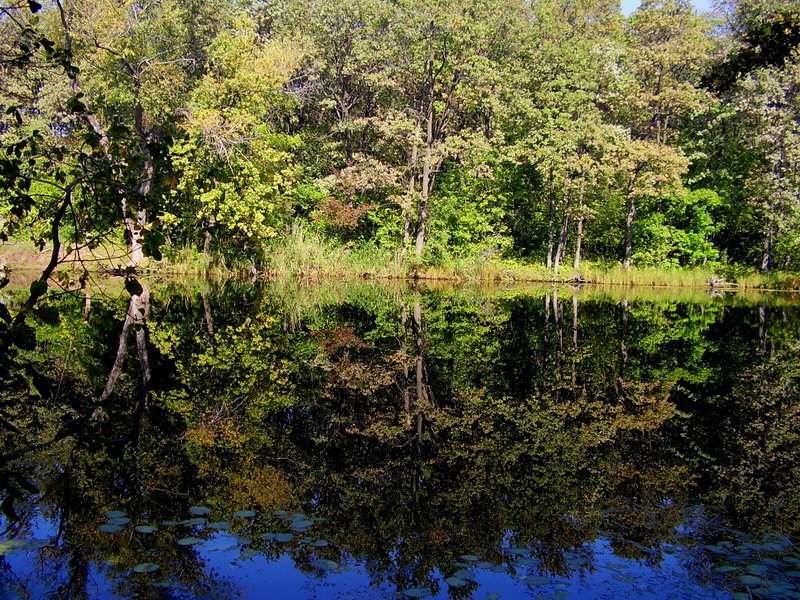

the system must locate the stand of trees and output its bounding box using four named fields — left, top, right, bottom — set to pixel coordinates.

left=1, top=0, right=800, bottom=273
